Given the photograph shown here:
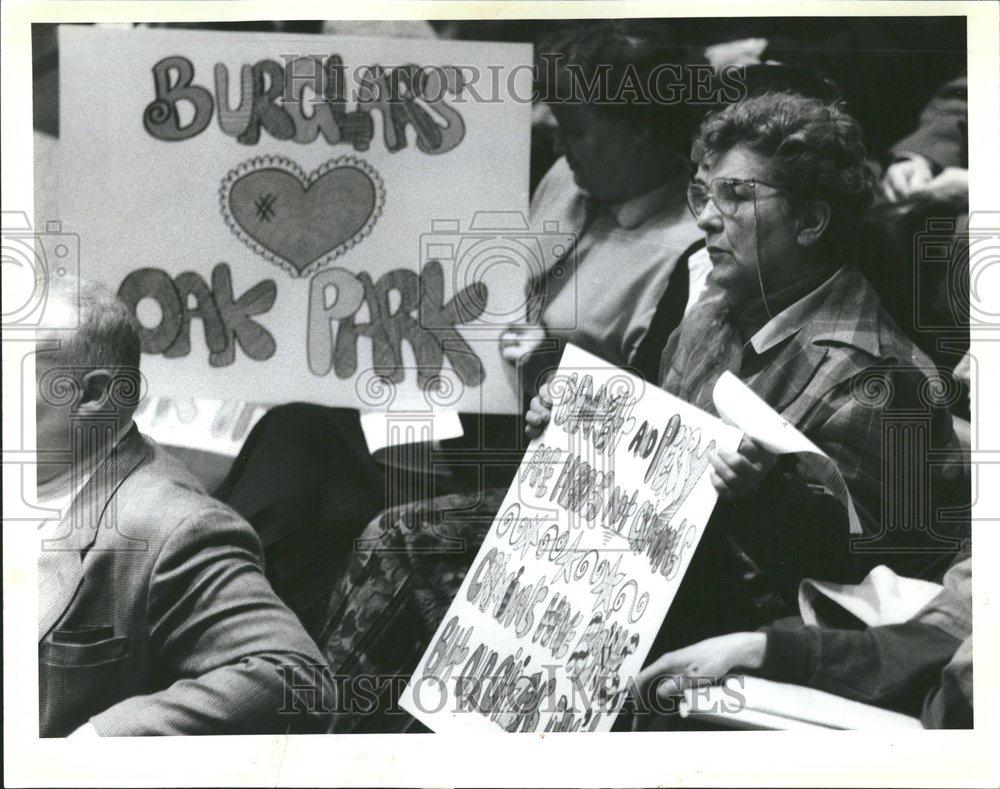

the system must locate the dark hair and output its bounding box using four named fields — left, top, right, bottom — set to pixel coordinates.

left=46, top=276, right=143, bottom=406
left=538, top=21, right=703, bottom=152
left=691, top=91, right=876, bottom=252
